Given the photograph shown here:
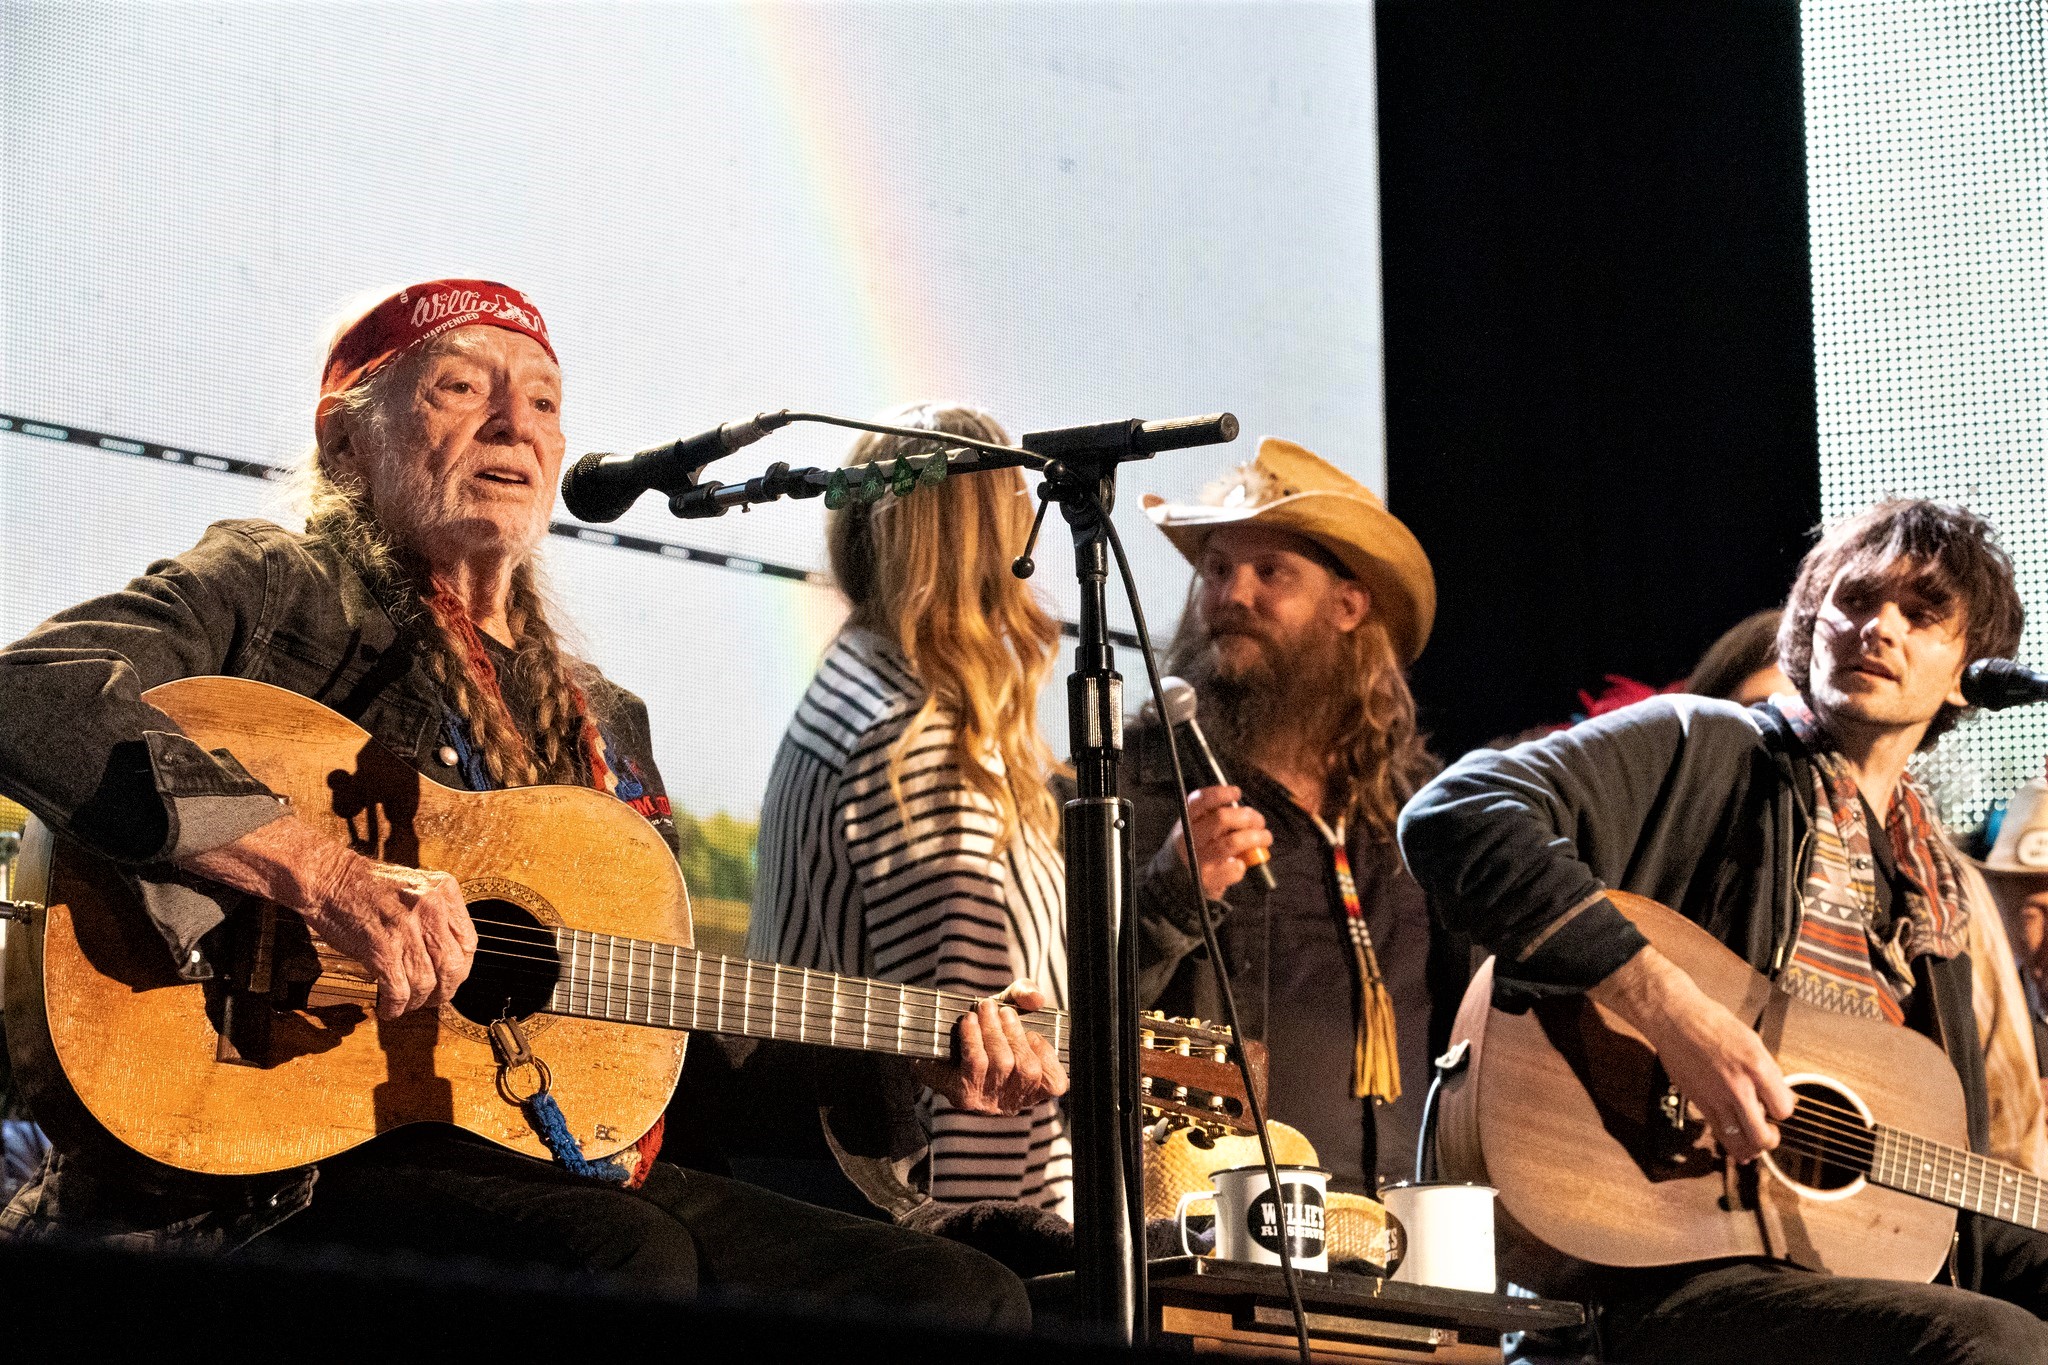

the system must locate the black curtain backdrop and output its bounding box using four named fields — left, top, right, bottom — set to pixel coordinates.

left=1378, top=0, right=1822, bottom=760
